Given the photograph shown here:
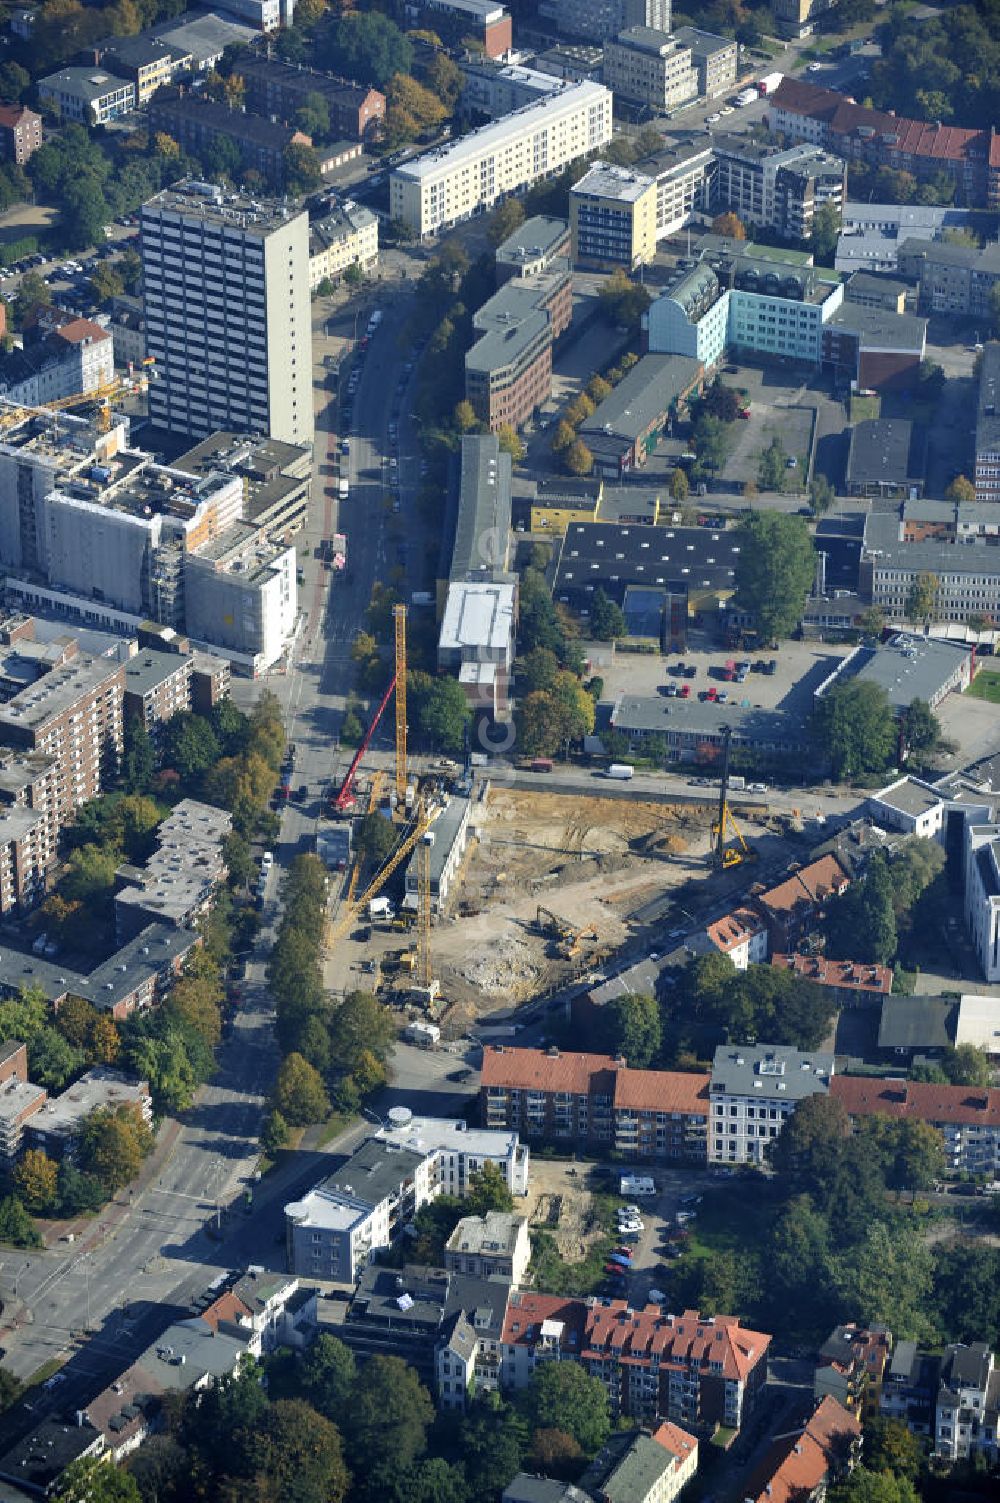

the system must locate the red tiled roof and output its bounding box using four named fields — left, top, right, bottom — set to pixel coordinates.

left=990, top=134, right=1000, bottom=170
left=651, top=1421, right=698, bottom=1466
left=771, top=953, right=892, bottom=994
left=55, top=317, right=112, bottom=346
left=0, top=104, right=38, bottom=129
left=481, top=1044, right=620, bottom=1095
left=481, top=1045, right=709, bottom=1117
left=772, top=76, right=990, bottom=168
left=830, top=1074, right=1000, bottom=1128
left=707, top=906, right=766, bottom=954
left=613, top=1066, right=710, bottom=1117
left=583, top=1305, right=770, bottom=1383
left=744, top=1397, right=859, bottom=1503
left=500, top=1290, right=587, bottom=1349
left=200, top=1290, right=252, bottom=1332
left=759, top=856, right=849, bottom=917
